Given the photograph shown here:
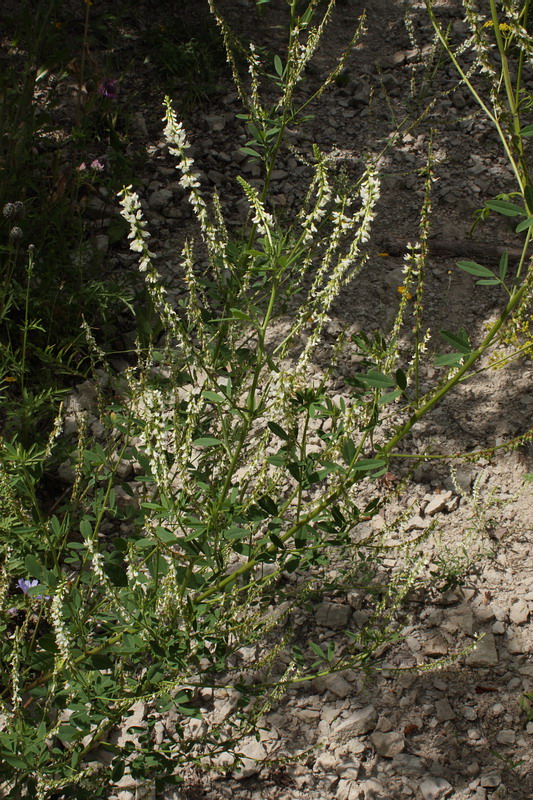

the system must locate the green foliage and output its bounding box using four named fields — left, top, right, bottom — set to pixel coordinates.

left=0, top=0, right=141, bottom=452
left=0, top=1, right=531, bottom=798
left=146, top=17, right=227, bottom=108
